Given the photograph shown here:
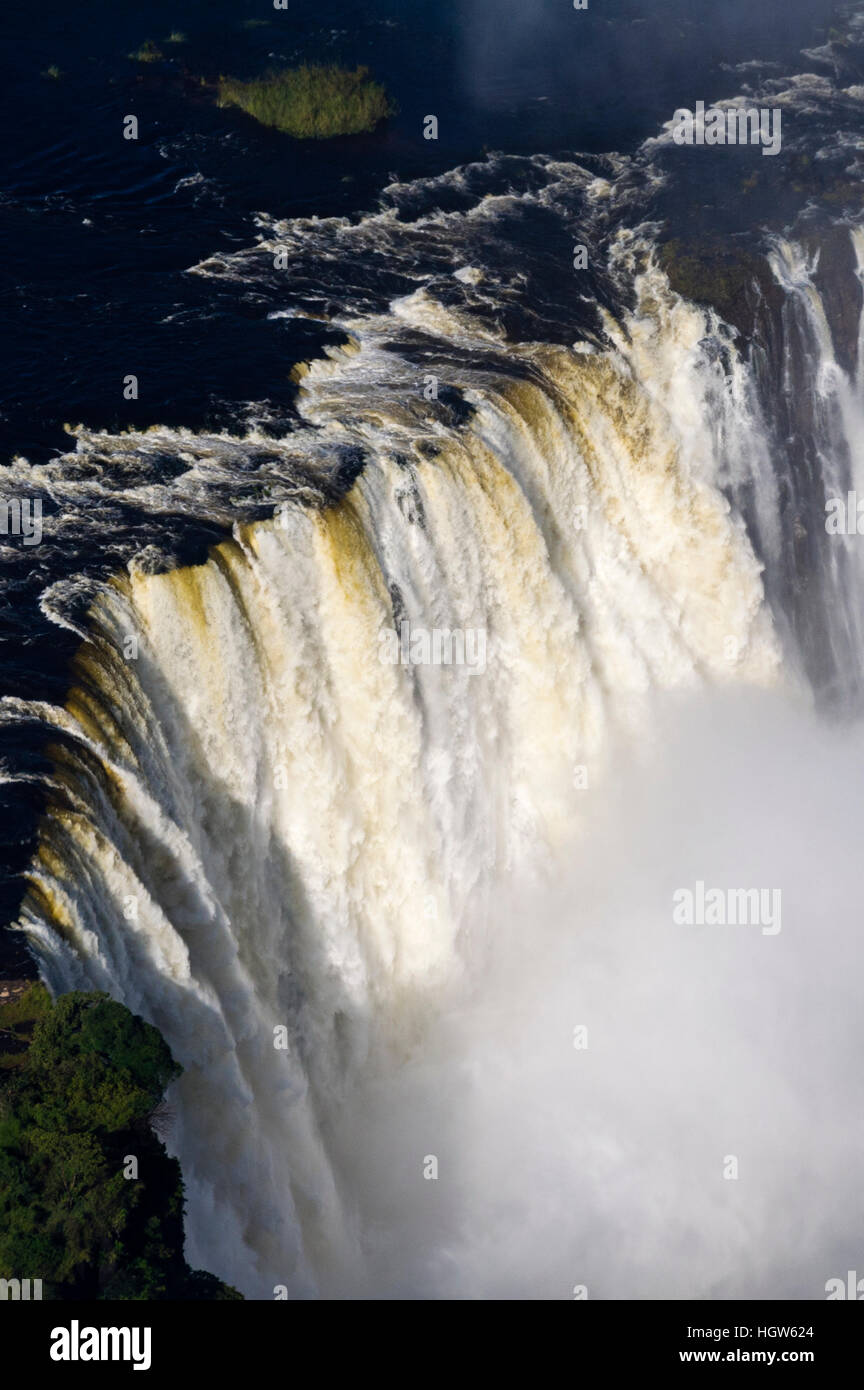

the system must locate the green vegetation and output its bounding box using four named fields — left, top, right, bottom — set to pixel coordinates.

left=41, top=65, right=62, bottom=80
left=0, top=983, right=52, bottom=1071
left=166, top=31, right=187, bottom=45
left=129, top=40, right=164, bottom=64
left=217, top=64, right=394, bottom=138
left=0, top=985, right=242, bottom=1300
